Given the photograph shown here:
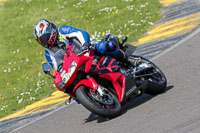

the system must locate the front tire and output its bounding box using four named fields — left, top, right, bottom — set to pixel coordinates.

left=75, top=86, right=121, bottom=118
